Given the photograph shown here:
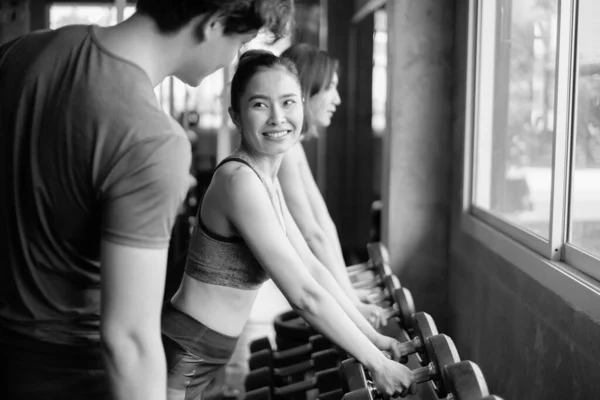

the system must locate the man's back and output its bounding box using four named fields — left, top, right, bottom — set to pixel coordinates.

left=0, top=24, right=191, bottom=346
